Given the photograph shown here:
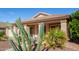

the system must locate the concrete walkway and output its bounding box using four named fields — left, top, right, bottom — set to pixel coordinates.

left=65, top=42, right=79, bottom=51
